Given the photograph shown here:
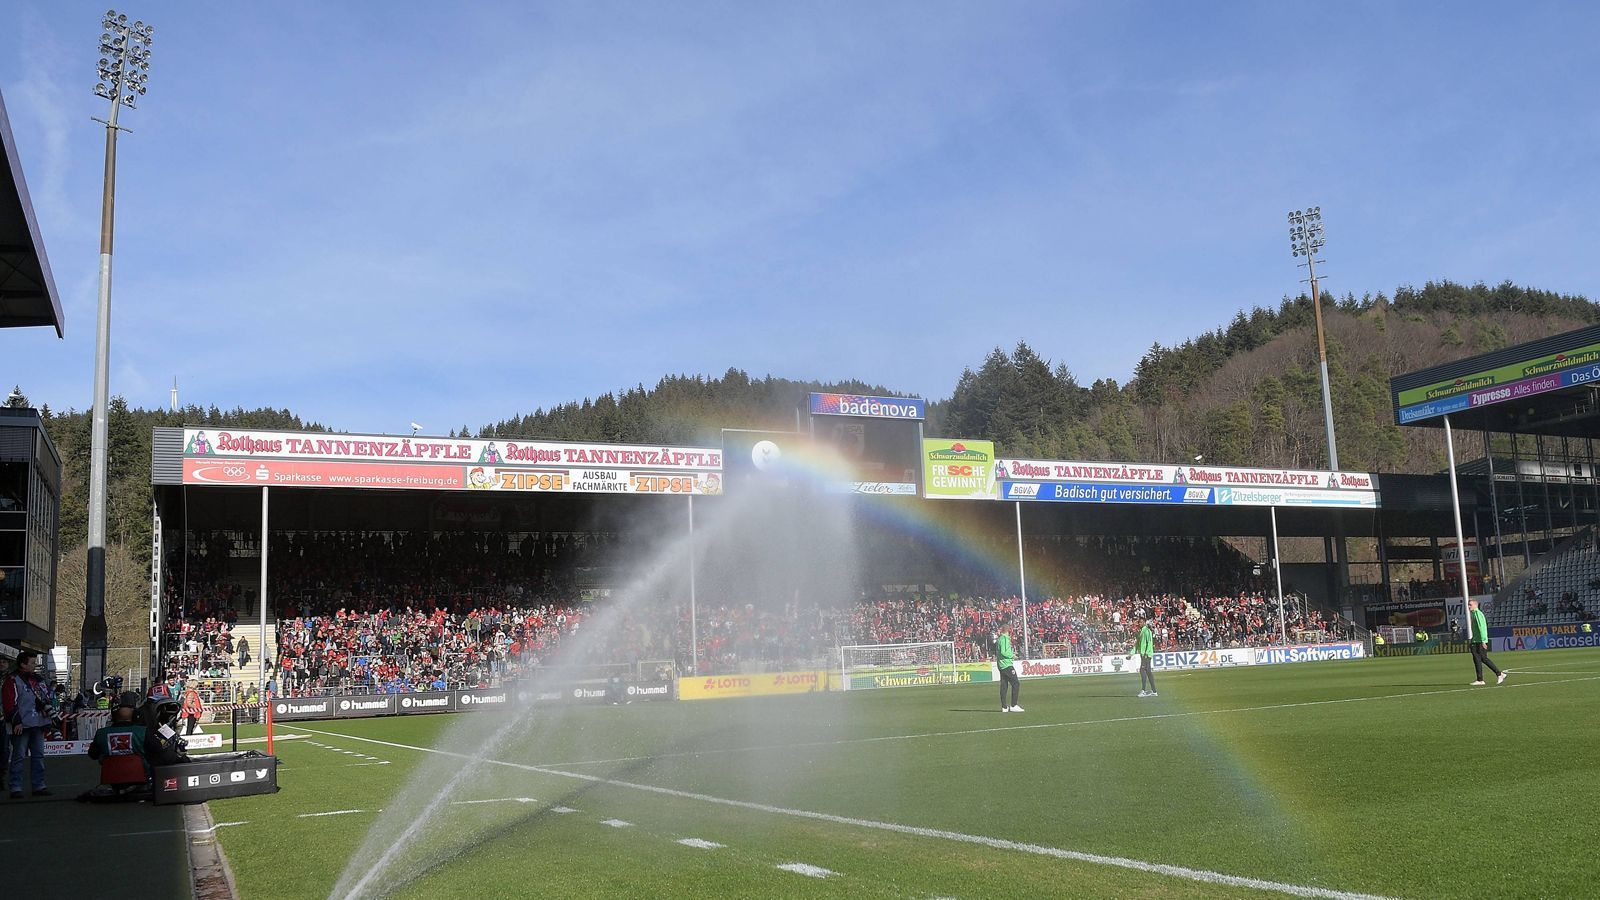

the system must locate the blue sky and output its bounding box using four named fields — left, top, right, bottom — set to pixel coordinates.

left=3, top=2, right=1597, bottom=435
